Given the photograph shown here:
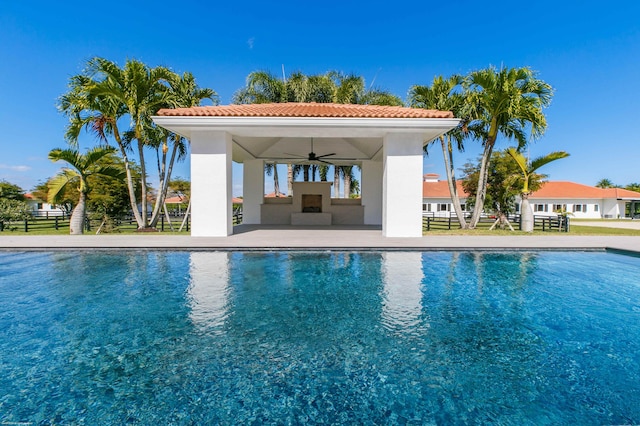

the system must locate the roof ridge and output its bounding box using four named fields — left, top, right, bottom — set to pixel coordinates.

left=156, top=102, right=454, bottom=119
